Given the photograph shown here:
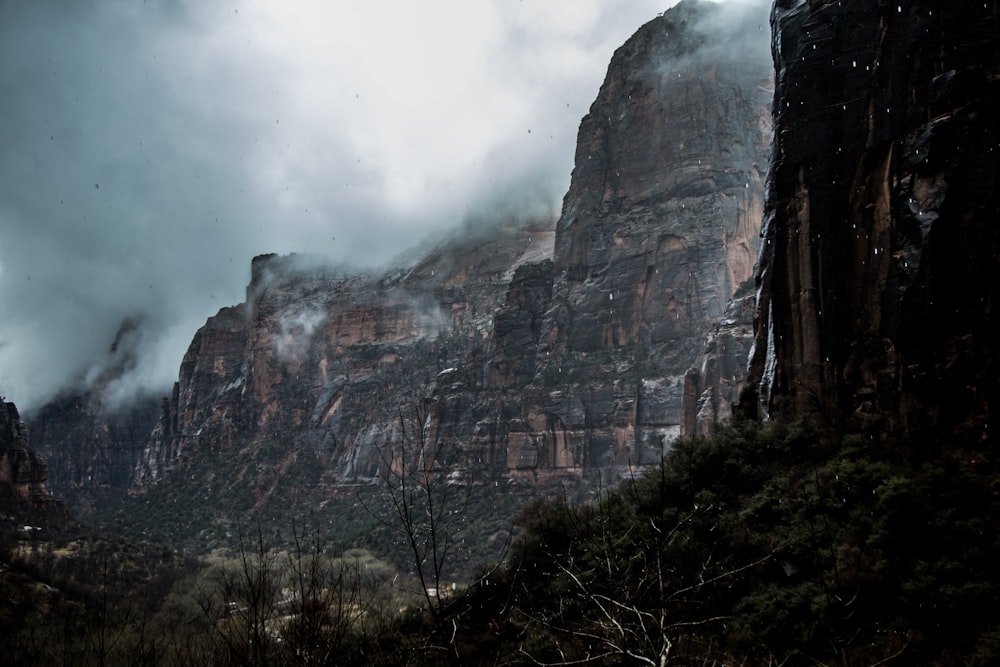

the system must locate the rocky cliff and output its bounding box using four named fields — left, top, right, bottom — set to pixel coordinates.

left=29, top=0, right=772, bottom=549
left=27, top=320, right=163, bottom=514
left=131, top=0, right=769, bottom=486
left=682, top=291, right=756, bottom=436
left=132, top=222, right=560, bottom=494
left=0, top=401, right=60, bottom=510
left=742, top=0, right=1000, bottom=438
left=517, top=0, right=772, bottom=458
